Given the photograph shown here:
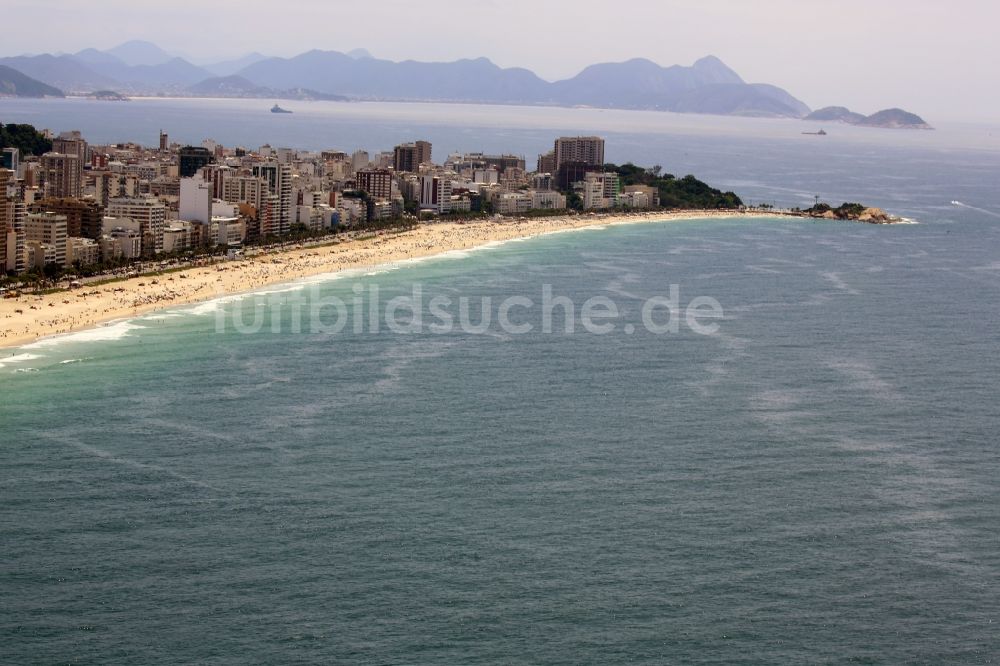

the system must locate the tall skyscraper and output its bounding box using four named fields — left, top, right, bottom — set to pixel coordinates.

left=0, top=169, right=10, bottom=273
left=355, top=169, right=394, bottom=200
left=393, top=141, right=432, bottom=172
left=252, top=162, right=292, bottom=235
left=39, top=153, right=83, bottom=199
left=178, top=146, right=214, bottom=178
left=0, top=206, right=6, bottom=274
left=553, top=136, right=605, bottom=171
left=159, top=130, right=169, bottom=152
left=53, top=131, right=88, bottom=165
left=1, top=169, right=26, bottom=273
